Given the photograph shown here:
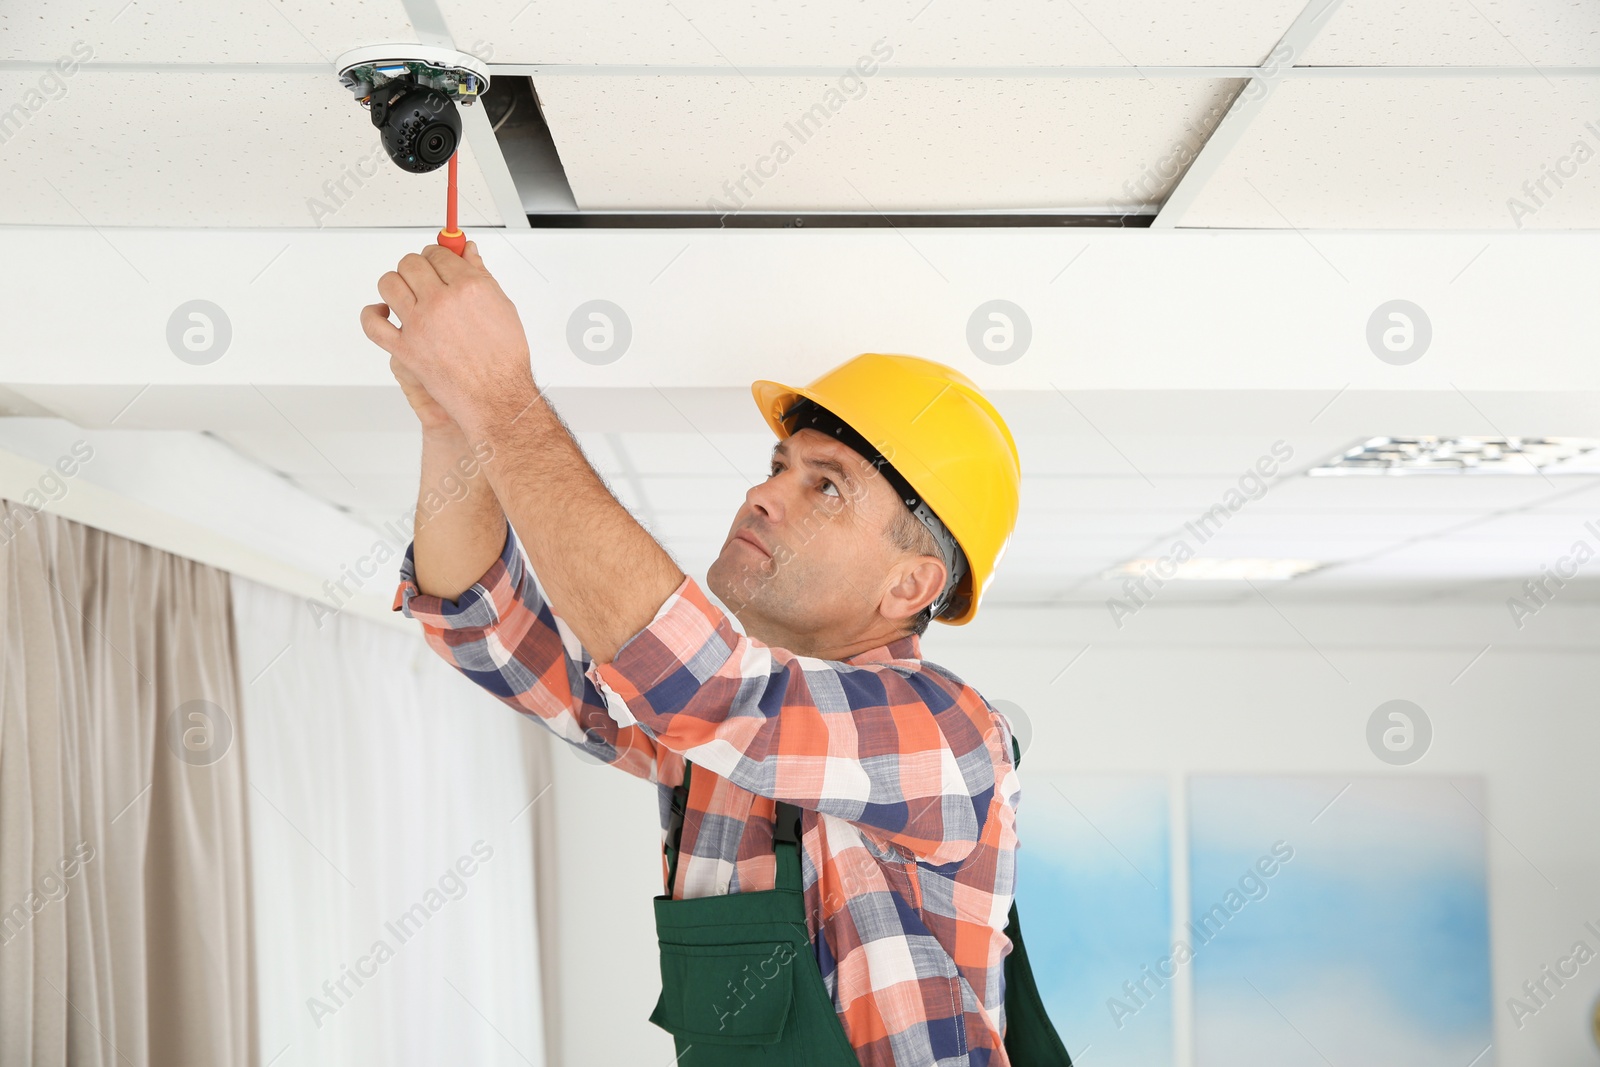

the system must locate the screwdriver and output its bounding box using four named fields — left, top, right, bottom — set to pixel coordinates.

left=437, top=151, right=466, bottom=256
